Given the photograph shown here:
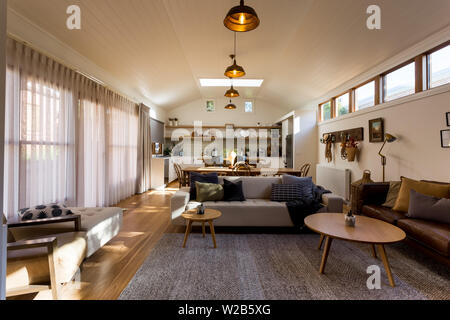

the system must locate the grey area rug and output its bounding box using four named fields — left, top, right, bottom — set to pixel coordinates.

left=119, top=233, right=450, bottom=300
